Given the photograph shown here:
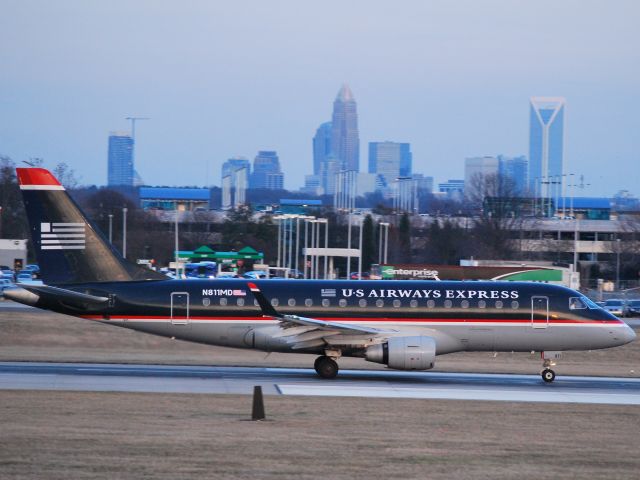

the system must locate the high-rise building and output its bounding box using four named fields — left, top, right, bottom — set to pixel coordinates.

left=529, top=97, right=565, bottom=197
left=250, top=151, right=284, bottom=190
left=221, top=156, right=251, bottom=188
left=439, top=179, right=465, bottom=197
left=107, top=131, right=134, bottom=187
left=312, top=122, right=332, bottom=176
left=498, top=155, right=528, bottom=195
left=464, top=156, right=499, bottom=200
left=368, top=141, right=412, bottom=187
left=331, top=84, right=359, bottom=172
